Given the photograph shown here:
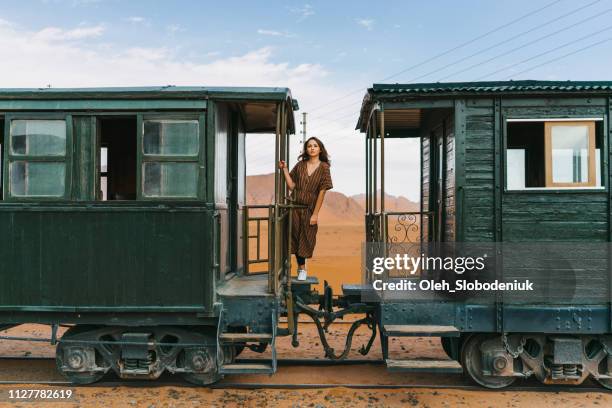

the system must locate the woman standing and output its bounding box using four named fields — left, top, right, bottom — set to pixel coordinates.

left=279, top=137, right=333, bottom=281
